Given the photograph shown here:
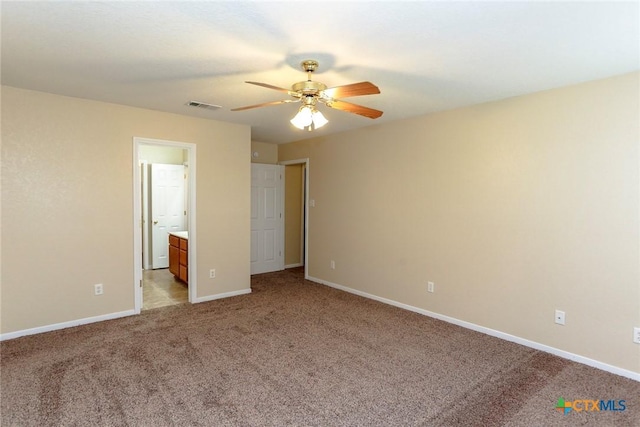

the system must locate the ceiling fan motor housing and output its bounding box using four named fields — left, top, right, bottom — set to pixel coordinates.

left=292, top=80, right=327, bottom=96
